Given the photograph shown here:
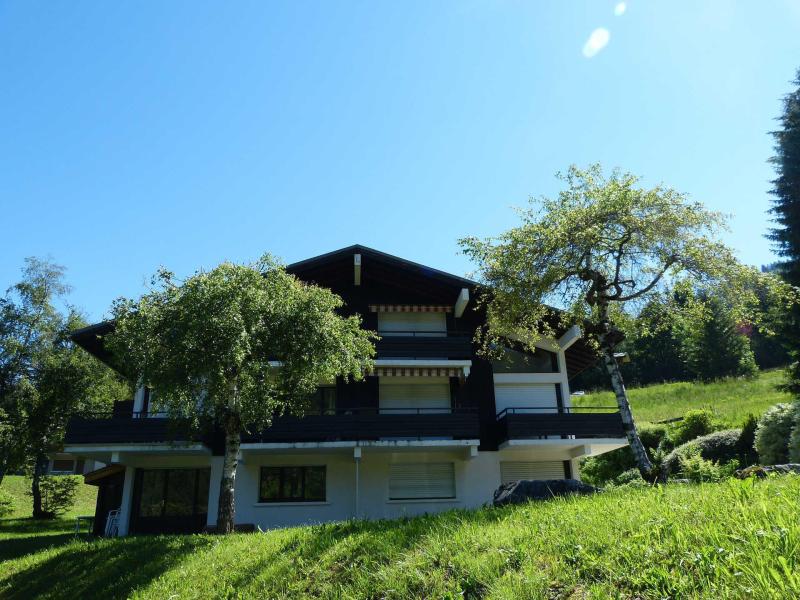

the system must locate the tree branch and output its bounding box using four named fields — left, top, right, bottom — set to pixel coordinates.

left=615, top=258, right=676, bottom=301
